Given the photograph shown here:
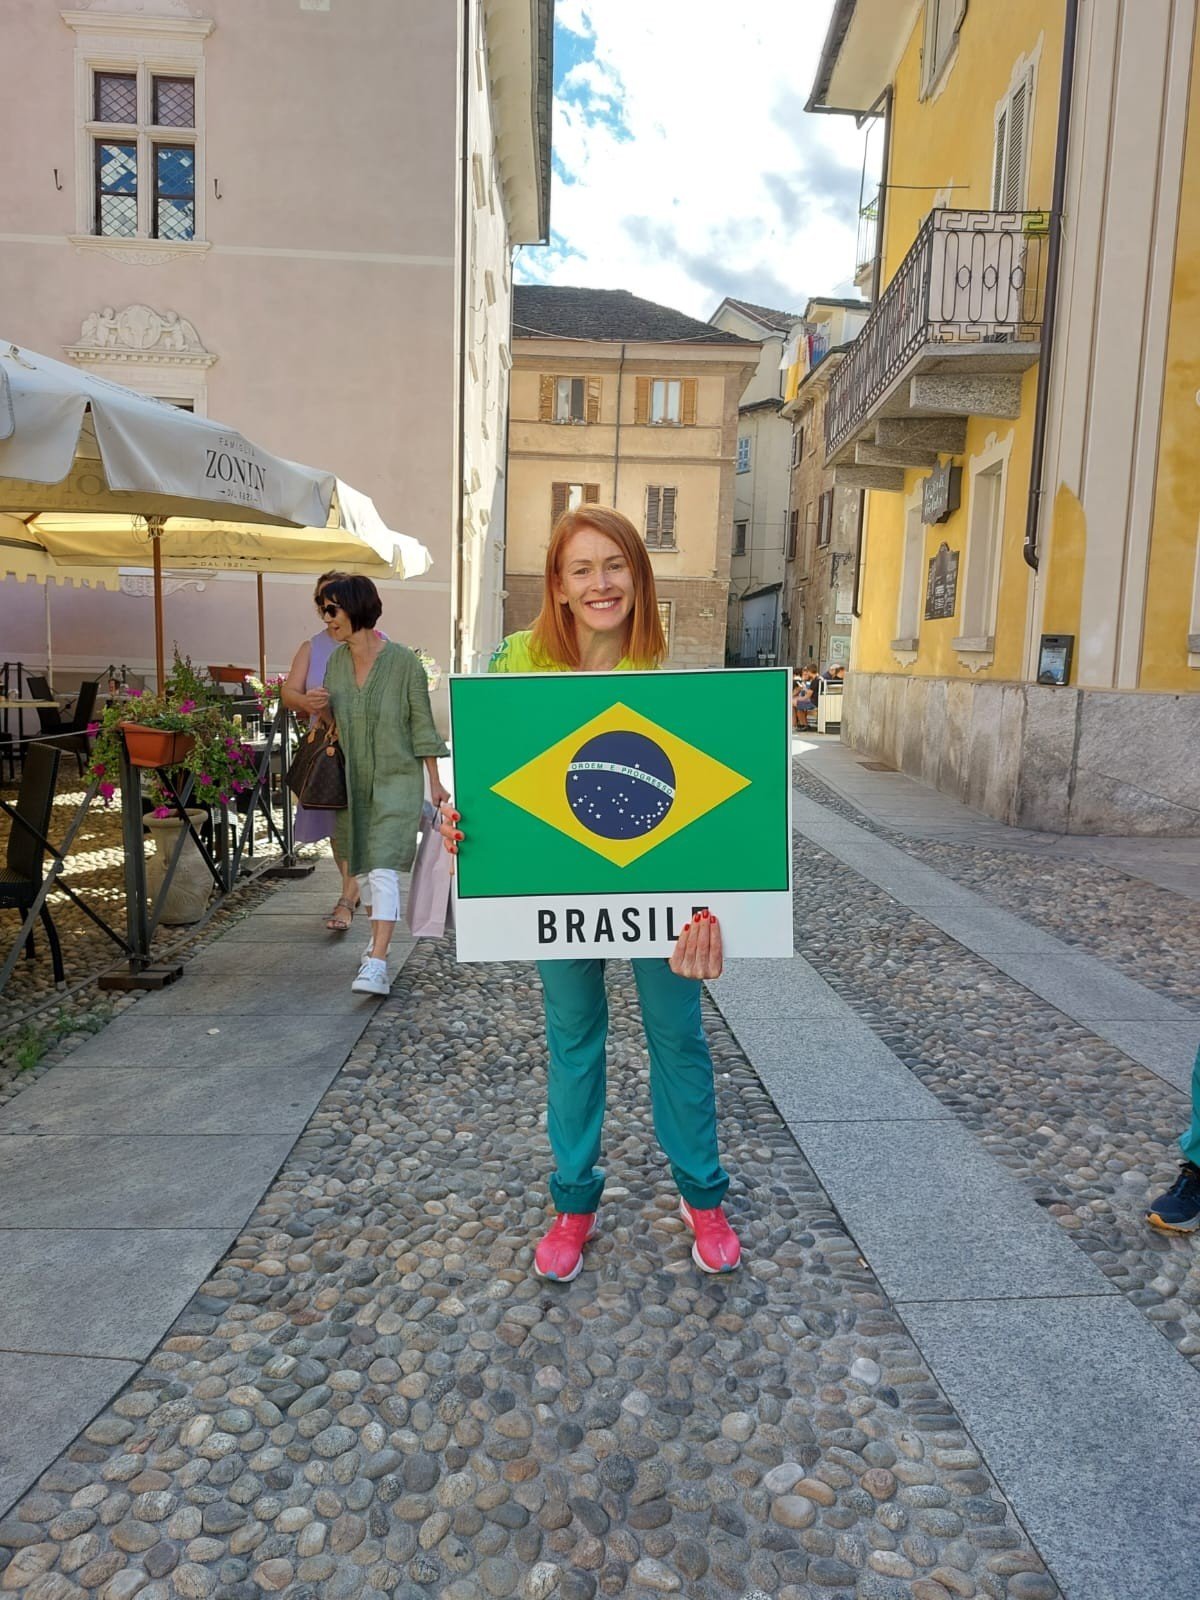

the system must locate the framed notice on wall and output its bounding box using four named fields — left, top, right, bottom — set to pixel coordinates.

left=448, top=668, right=794, bottom=961
left=925, top=542, right=959, bottom=621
